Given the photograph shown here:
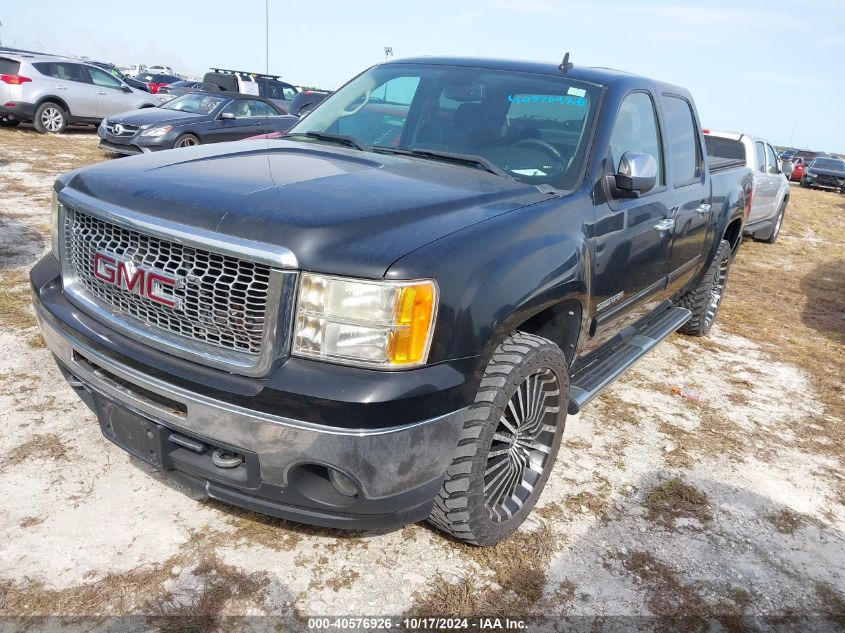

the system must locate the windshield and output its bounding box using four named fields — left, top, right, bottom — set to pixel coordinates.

left=286, top=63, right=600, bottom=189
left=811, top=158, right=845, bottom=171
left=160, top=93, right=227, bottom=114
